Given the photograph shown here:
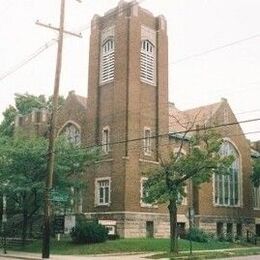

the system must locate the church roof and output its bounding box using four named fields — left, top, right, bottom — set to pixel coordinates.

left=67, top=90, right=87, bottom=109
left=169, top=101, right=222, bottom=134
left=75, top=95, right=87, bottom=109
